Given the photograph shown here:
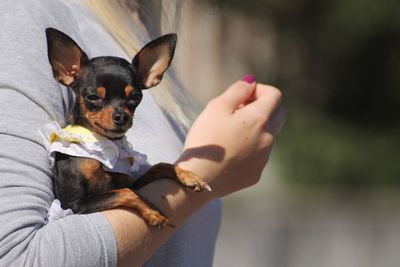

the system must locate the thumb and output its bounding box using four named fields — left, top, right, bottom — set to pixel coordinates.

left=217, top=75, right=256, bottom=111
